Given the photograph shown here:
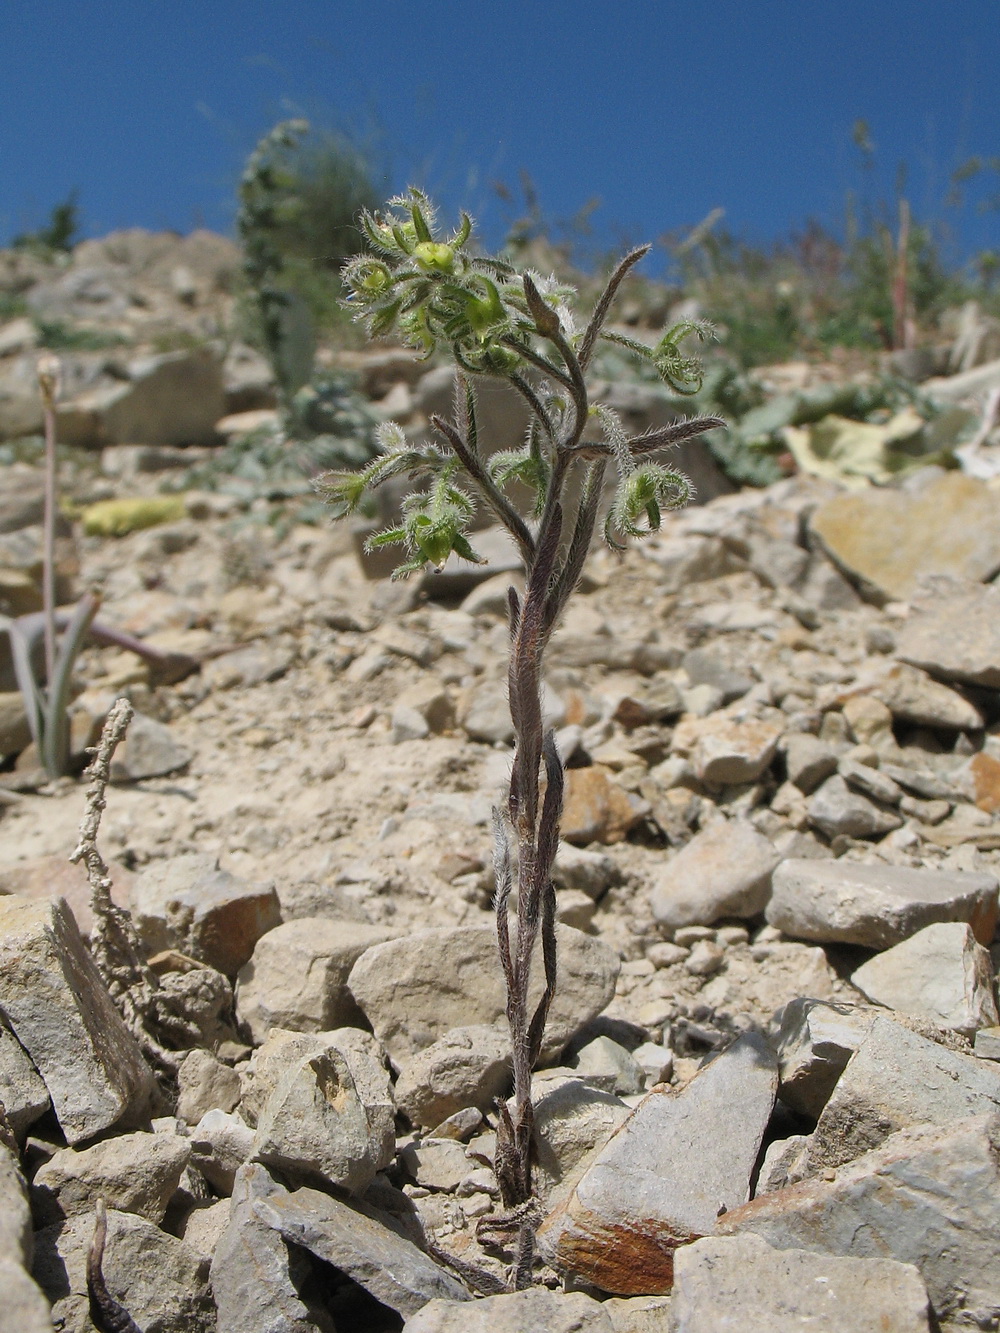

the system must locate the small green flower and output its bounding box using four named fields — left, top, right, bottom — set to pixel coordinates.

left=414, top=241, right=456, bottom=274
